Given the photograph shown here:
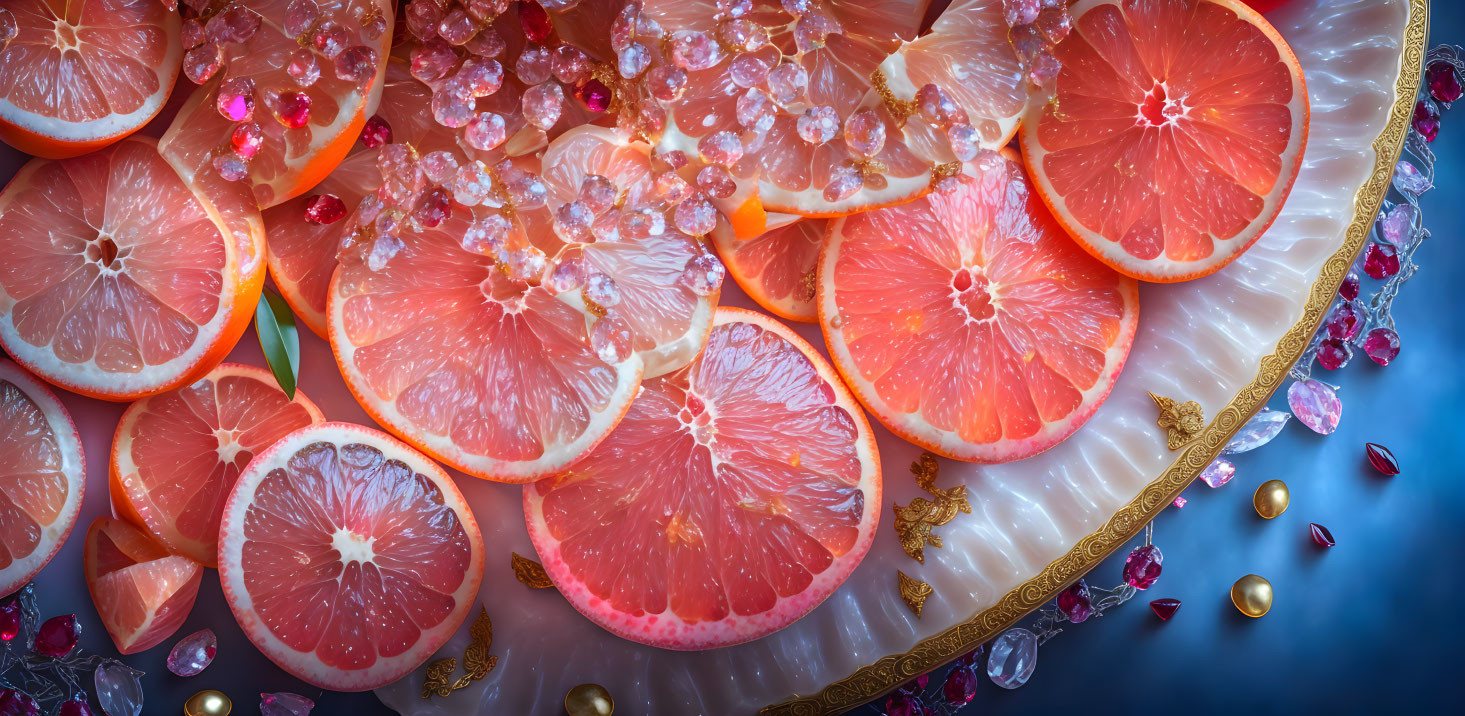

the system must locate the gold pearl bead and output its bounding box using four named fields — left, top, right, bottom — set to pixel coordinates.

left=183, top=690, right=232, bottom=716
left=1252, top=479, right=1289, bottom=519
left=1231, top=574, right=1273, bottom=618
left=565, top=683, right=615, bottom=716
